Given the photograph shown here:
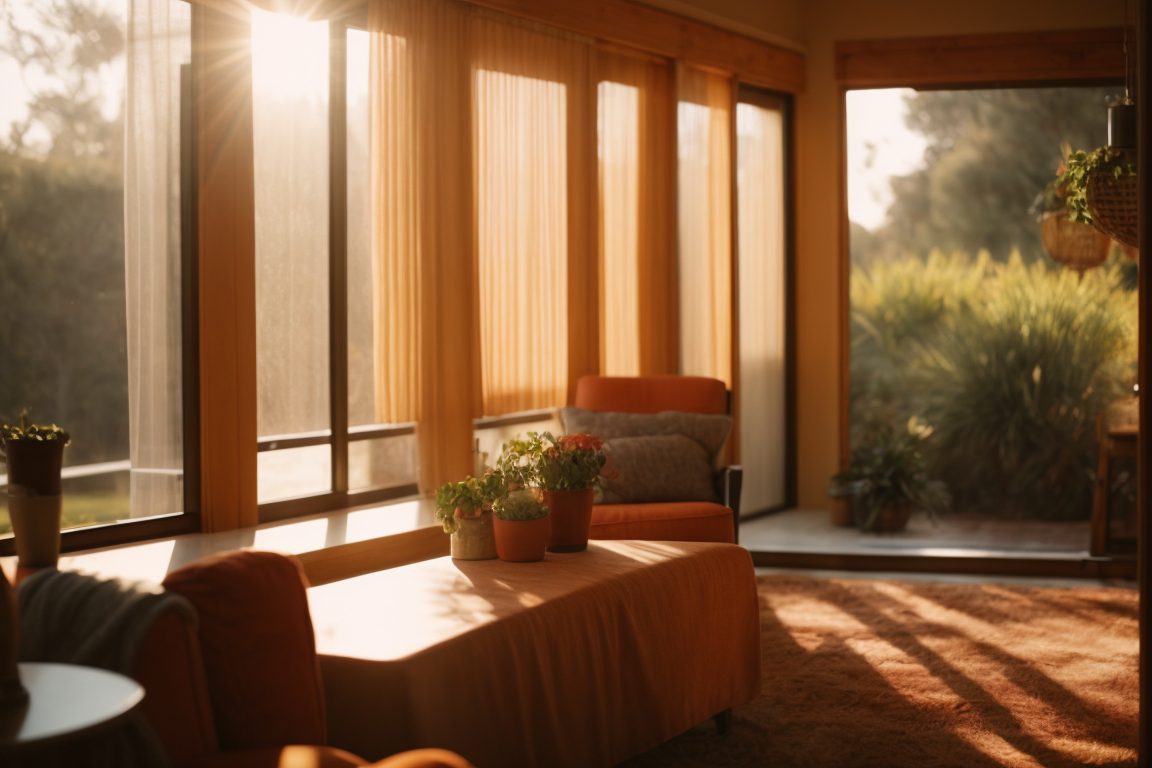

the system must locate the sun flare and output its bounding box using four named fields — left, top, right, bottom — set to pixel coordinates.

left=250, top=7, right=328, bottom=102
